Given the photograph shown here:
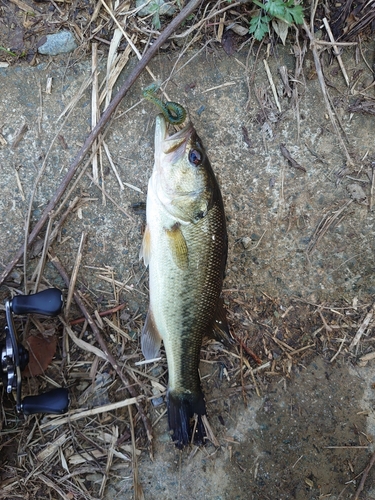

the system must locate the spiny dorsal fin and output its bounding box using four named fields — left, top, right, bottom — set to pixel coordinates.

left=141, top=309, right=162, bottom=360
left=165, top=223, right=188, bottom=270
left=139, top=224, right=151, bottom=267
